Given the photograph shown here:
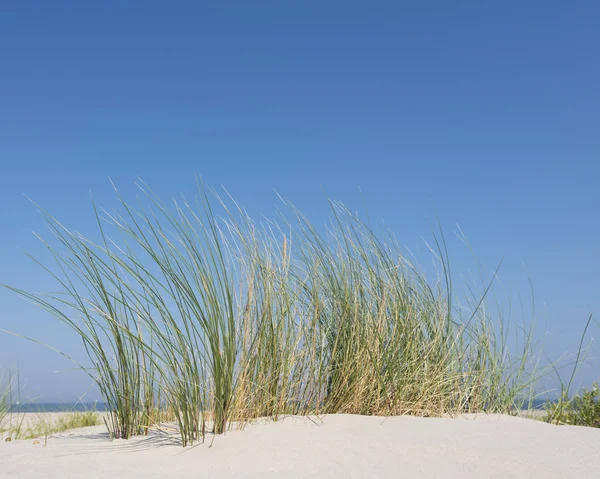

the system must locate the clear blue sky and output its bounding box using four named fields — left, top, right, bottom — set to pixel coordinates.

left=0, top=1, right=598, bottom=402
